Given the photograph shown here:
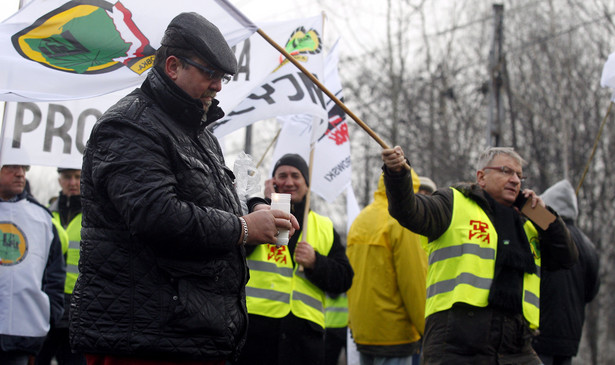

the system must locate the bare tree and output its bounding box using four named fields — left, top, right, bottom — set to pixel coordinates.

left=328, top=0, right=615, bottom=363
